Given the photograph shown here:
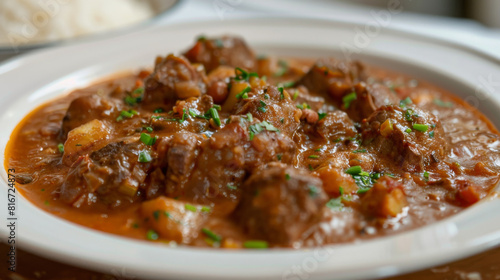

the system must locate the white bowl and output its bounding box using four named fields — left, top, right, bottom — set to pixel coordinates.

left=1, top=18, right=499, bottom=280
